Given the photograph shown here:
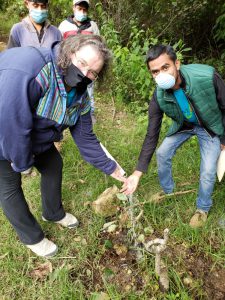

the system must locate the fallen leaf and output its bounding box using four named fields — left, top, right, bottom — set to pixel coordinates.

left=0, top=252, right=8, bottom=259
left=119, top=211, right=129, bottom=227
left=90, top=292, right=110, bottom=300
left=183, top=276, right=193, bottom=287
left=74, top=236, right=82, bottom=242
left=81, top=238, right=87, bottom=245
left=29, top=262, right=52, bottom=280
left=125, top=284, right=132, bottom=292
left=86, top=269, right=92, bottom=277
left=144, top=226, right=154, bottom=235
left=78, top=179, right=86, bottom=184
left=137, top=234, right=145, bottom=243
left=103, top=268, right=115, bottom=279
left=102, top=220, right=117, bottom=230
left=83, top=201, right=91, bottom=207
left=104, top=240, right=113, bottom=249
left=113, top=244, right=128, bottom=256
left=107, top=224, right=118, bottom=233
left=116, top=193, right=128, bottom=201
